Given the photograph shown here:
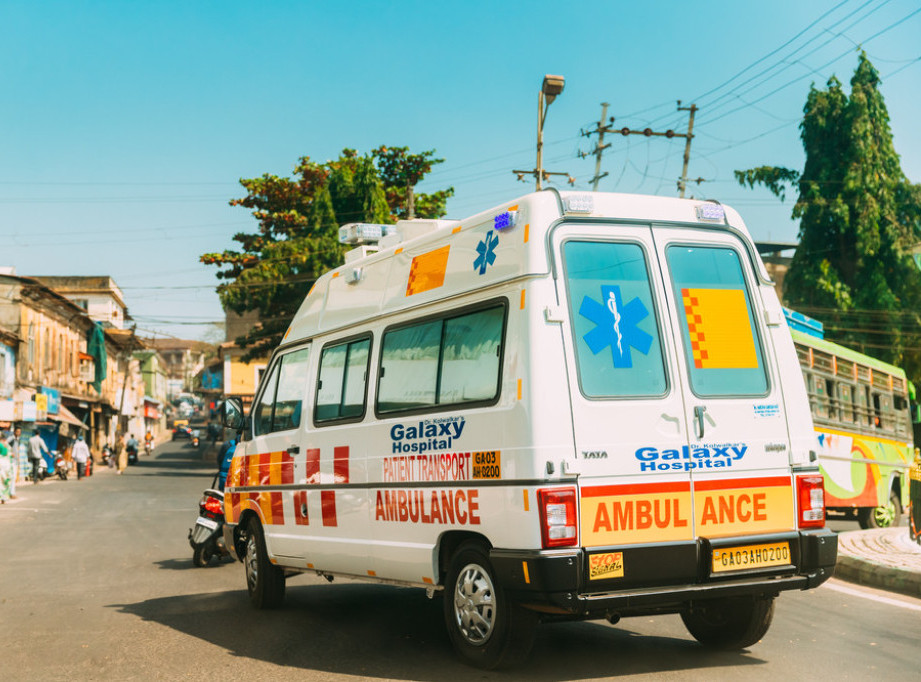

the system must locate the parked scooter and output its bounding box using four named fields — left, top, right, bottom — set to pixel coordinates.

left=188, top=476, right=228, bottom=567
left=53, top=451, right=69, bottom=480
